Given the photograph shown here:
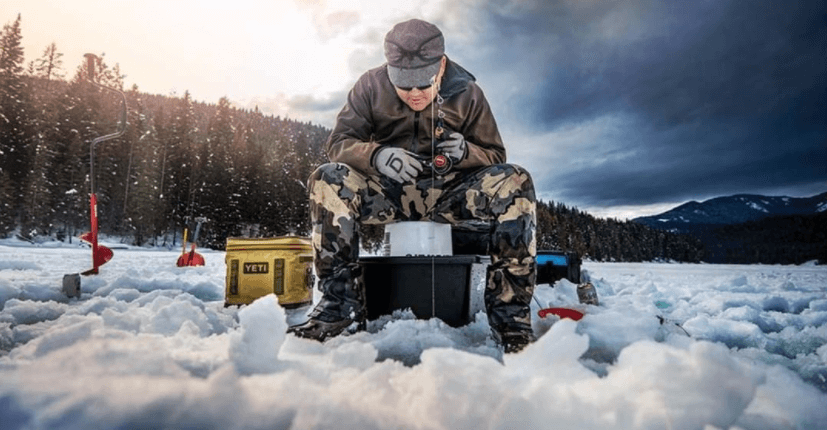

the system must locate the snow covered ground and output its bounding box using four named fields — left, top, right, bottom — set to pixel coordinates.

left=1, top=238, right=825, bottom=429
